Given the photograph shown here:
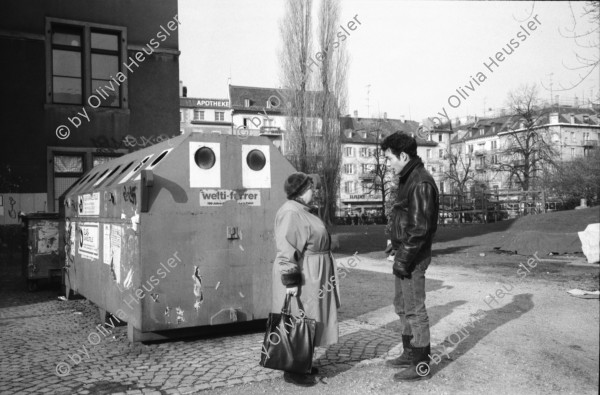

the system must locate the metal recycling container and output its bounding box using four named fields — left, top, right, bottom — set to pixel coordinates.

left=60, top=133, right=295, bottom=342
left=21, top=213, right=62, bottom=291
